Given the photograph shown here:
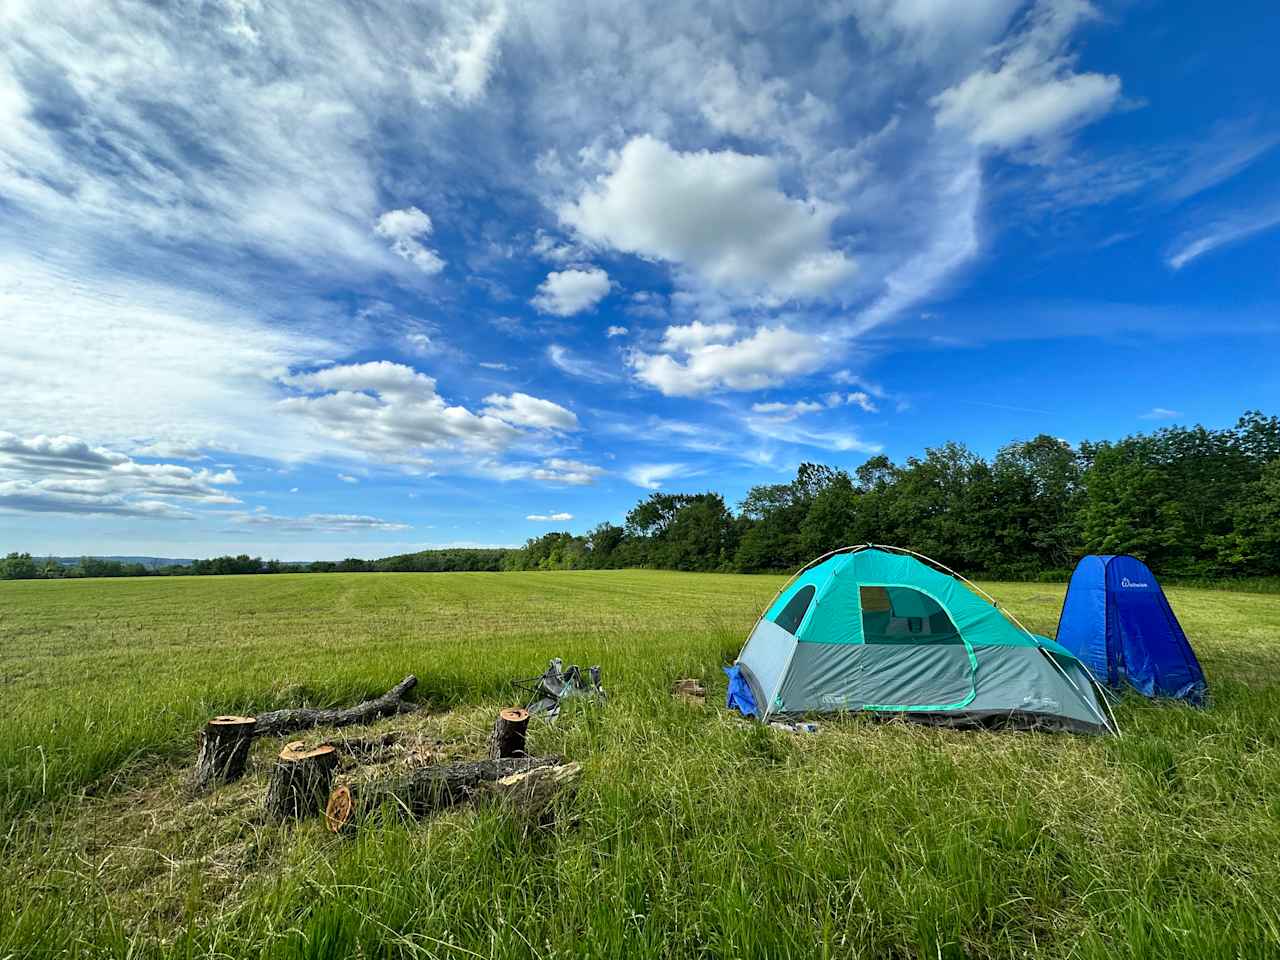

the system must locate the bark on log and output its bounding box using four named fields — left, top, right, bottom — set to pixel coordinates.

left=324, top=755, right=563, bottom=832
left=264, top=741, right=340, bottom=820
left=190, top=715, right=256, bottom=792
left=489, top=707, right=530, bottom=759
left=253, top=676, right=419, bottom=737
